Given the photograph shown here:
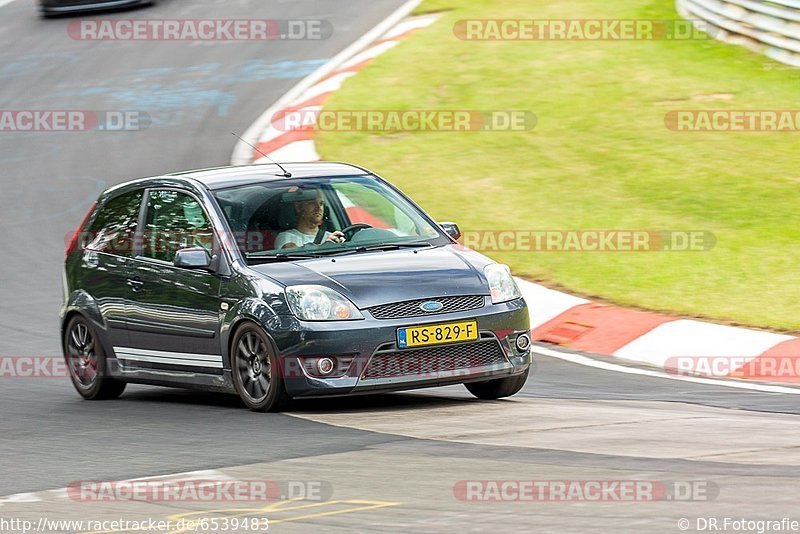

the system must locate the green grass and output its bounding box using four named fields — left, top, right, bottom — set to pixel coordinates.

left=317, top=0, right=800, bottom=331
